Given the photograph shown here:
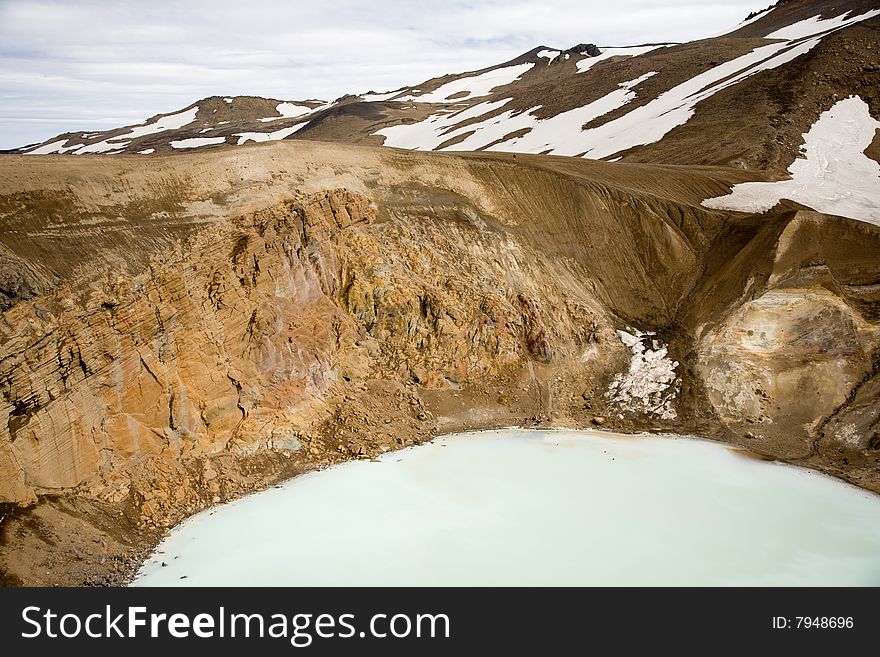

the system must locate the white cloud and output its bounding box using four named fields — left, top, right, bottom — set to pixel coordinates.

left=0, top=0, right=761, bottom=149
